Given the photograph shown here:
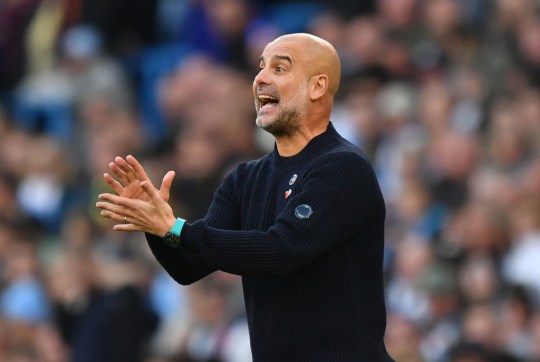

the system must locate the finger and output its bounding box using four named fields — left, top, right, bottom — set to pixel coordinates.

left=96, top=200, right=129, bottom=216
left=109, top=162, right=130, bottom=186
left=141, top=181, right=164, bottom=206
left=97, top=192, right=121, bottom=204
left=114, top=156, right=136, bottom=183
left=99, top=209, right=130, bottom=224
left=96, top=194, right=142, bottom=215
left=103, top=173, right=124, bottom=195
left=113, top=223, right=142, bottom=232
left=100, top=210, right=153, bottom=234
left=159, top=171, right=175, bottom=202
left=126, top=155, right=152, bottom=183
